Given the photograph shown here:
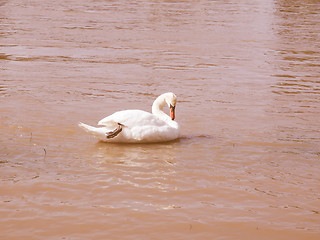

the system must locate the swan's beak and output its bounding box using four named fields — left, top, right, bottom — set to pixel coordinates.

left=170, top=105, right=175, bottom=120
